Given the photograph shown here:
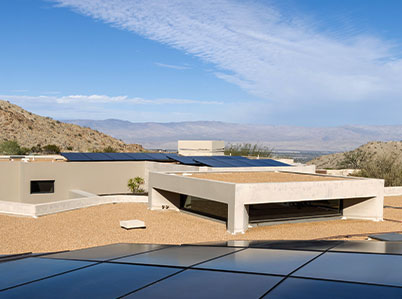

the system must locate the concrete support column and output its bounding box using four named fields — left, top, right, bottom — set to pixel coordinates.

left=343, top=194, right=384, bottom=221
left=227, top=201, right=249, bottom=234
left=149, top=188, right=180, bottom=211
